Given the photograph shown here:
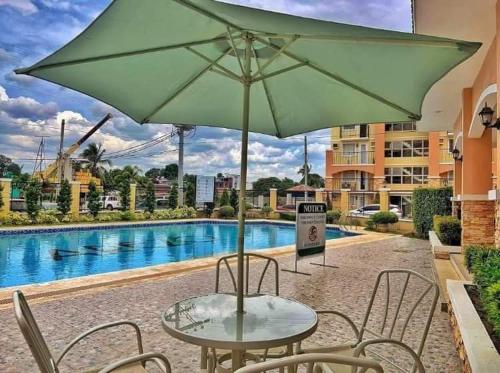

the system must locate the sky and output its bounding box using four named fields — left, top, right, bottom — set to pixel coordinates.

left=0, top=0, right=412, bottom=182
